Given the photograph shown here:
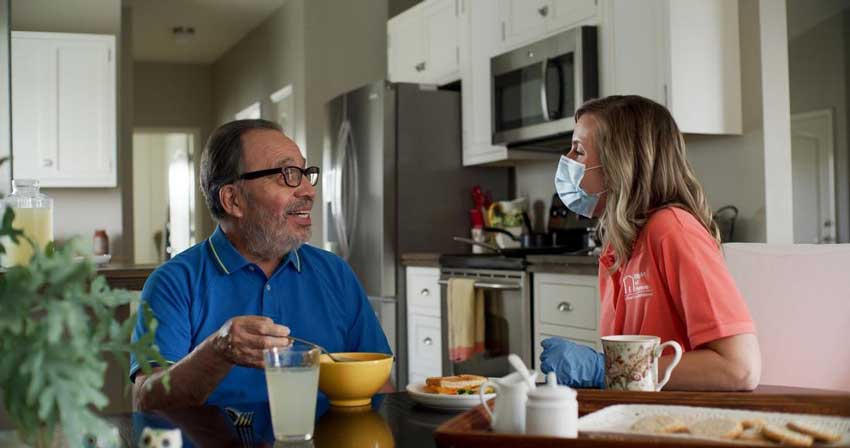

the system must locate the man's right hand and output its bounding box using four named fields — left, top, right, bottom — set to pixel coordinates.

left=212, top=316, right=291, bottom=369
